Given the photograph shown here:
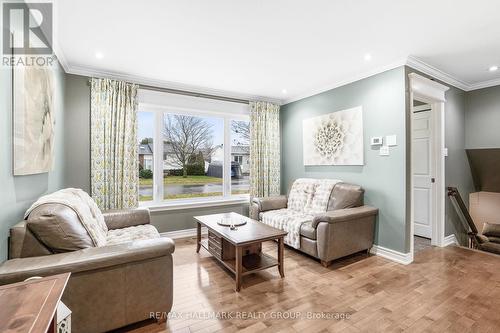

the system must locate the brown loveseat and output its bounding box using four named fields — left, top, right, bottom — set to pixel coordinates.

left=0, top=190, right=174, bottom=333
left=251, top=179, right=378, bottom=267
